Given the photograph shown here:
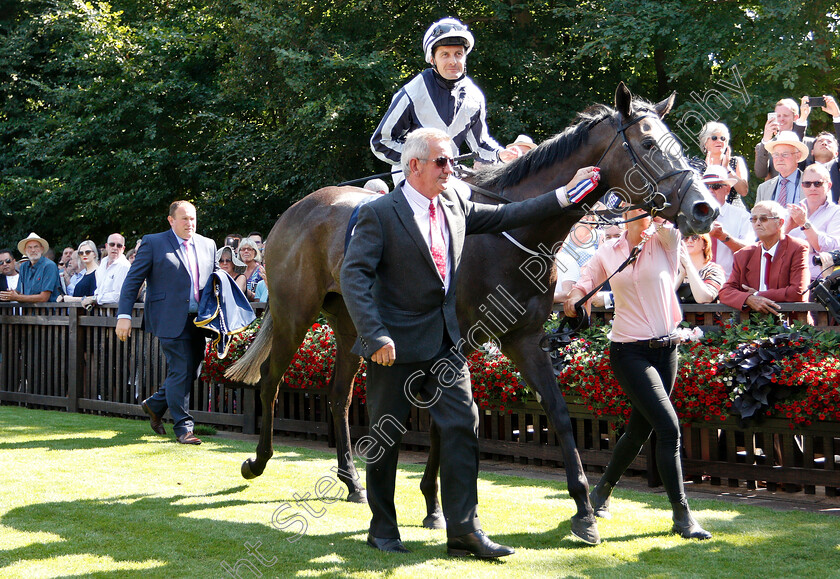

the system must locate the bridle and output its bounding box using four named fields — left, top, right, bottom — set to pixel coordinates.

left=465, top=110, right=698, bottom=228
